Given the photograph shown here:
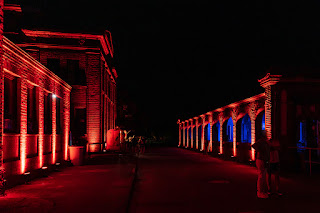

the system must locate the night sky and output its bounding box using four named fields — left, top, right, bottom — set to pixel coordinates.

left=21, top=0, right=320, bottom=139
